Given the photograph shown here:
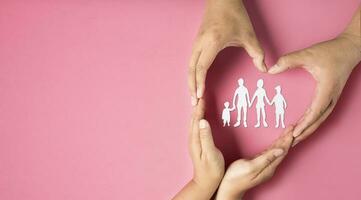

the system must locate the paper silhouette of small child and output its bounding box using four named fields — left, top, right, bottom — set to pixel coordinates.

left=222, top=101, right=232, bottom=127
left=270, top=85, right=287, bottom=128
